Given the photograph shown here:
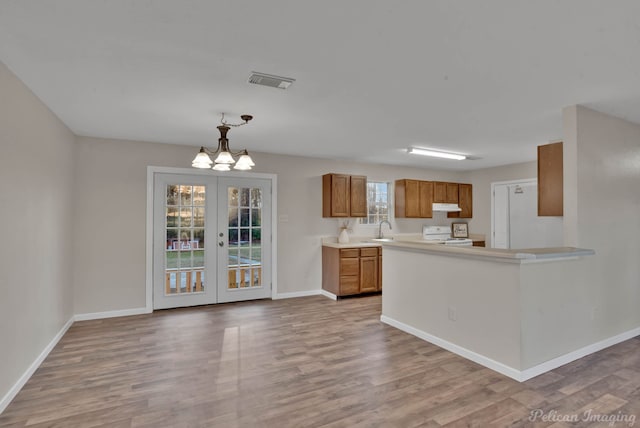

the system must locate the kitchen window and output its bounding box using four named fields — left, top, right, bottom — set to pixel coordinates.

left=360, top=181, right=390, bottom=225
